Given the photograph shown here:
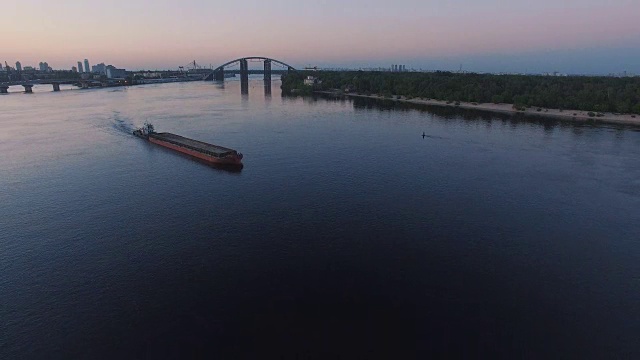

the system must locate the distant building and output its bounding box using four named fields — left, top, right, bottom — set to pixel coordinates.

left=78, top=61, right=84, bottom=73
left=23, top=66, right=35, bottom=71
left=392, top=64, right=407, bottom=72
left=15, top=61, right=22, bottom=72
left=39, top=62, right=49, bottom=72
left=303, top=75, right=321, bottom=86
left=92, top=63, right=106, bottom=75
left=0, top=63, right=3, bottom=71
left=72, top=66, right=78, bottom=73
left=136, top=71, right=162, bottom=79
left=84, top=59, right=90, bottom=73
left=106, top=65, right=127, bottom=79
